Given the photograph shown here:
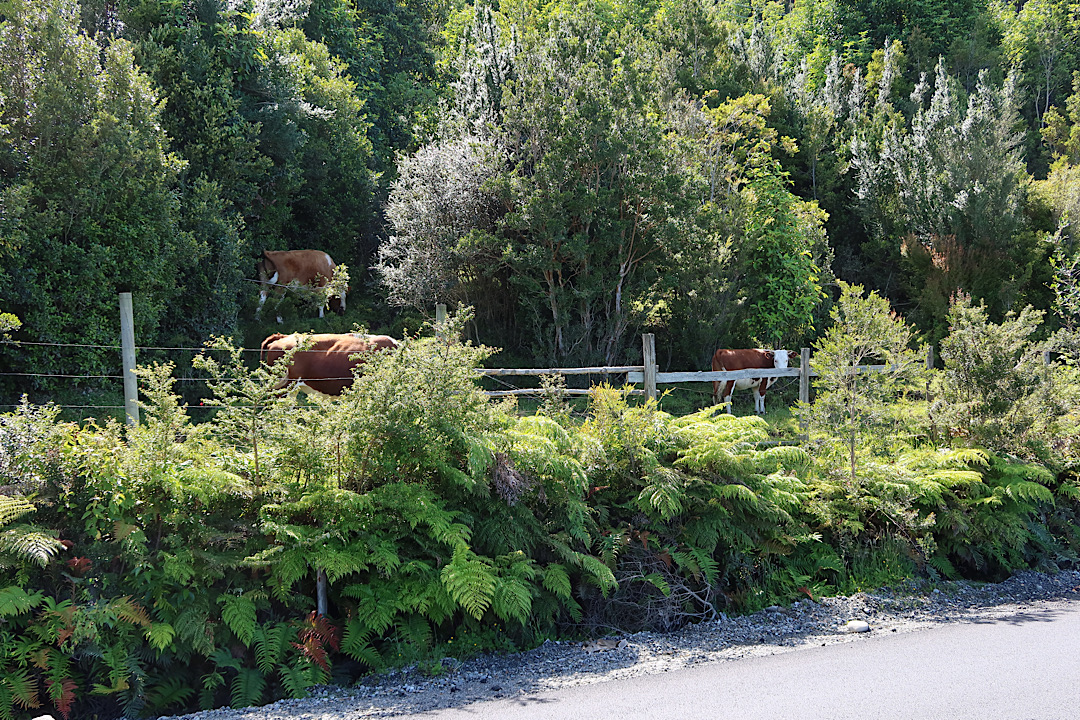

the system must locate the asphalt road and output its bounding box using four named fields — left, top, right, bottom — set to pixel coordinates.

left=407, top=603, right=1080, bottom=720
